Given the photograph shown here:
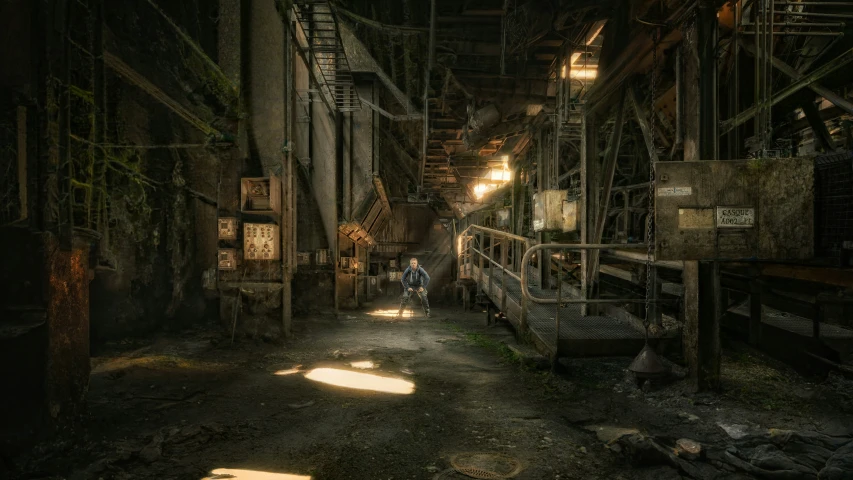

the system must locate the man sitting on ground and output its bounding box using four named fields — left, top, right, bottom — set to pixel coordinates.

left=396, top=257, right=431, bottom=318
